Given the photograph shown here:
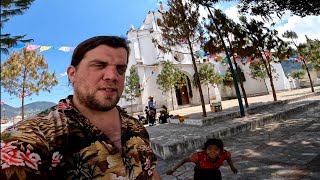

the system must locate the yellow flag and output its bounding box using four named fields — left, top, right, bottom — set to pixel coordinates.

left=40, top=46, right=52, bottom=52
